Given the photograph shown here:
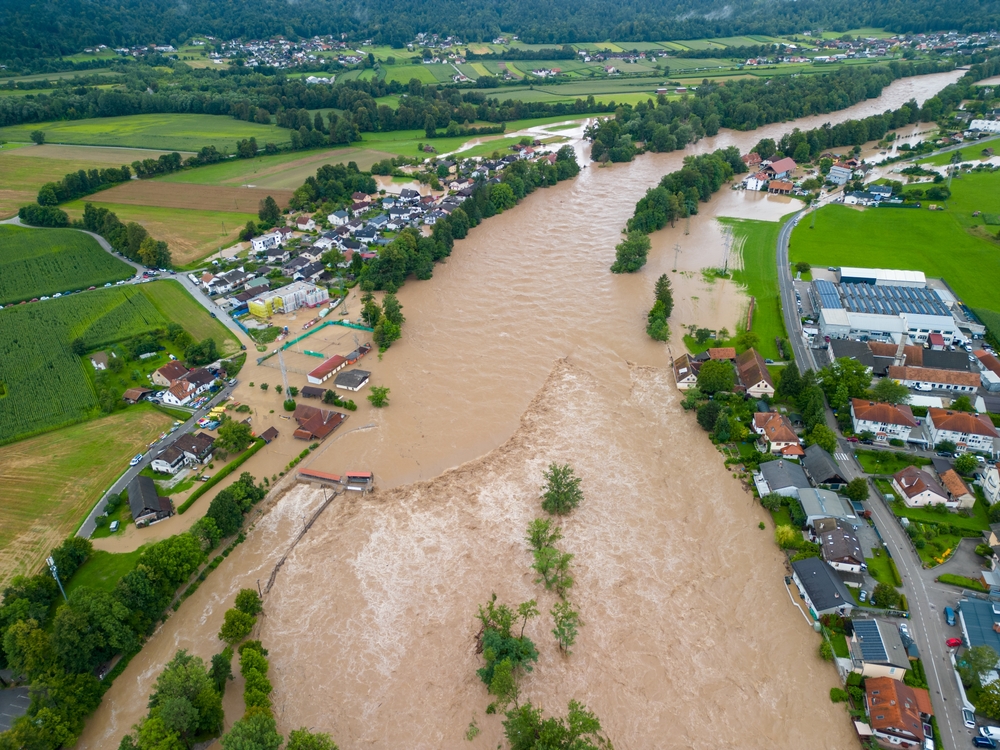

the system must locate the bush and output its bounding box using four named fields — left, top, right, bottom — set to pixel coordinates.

left=889, top=438, right=904, bottom=447
left=847, top=686, right=864, bottom=705
left=830, top=687, right=849, bottom=703
left=820, top=641, right=833, bottom=661
left=283, top=399, right=296, bottom=411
